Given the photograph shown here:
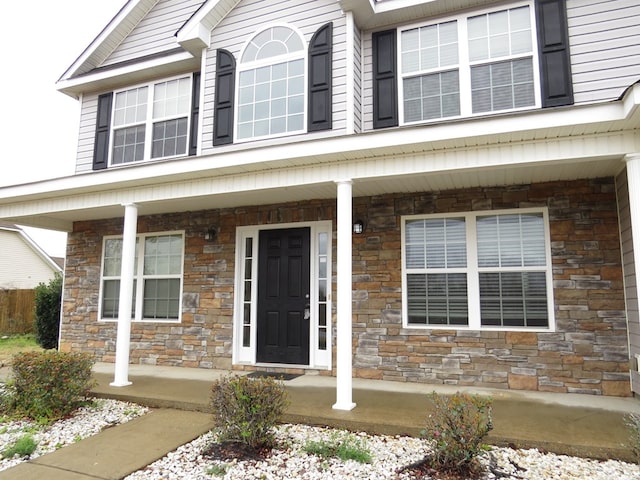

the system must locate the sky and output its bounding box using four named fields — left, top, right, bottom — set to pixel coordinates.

left=0, top=0, right=125, bottom=257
